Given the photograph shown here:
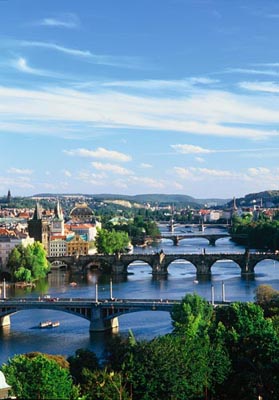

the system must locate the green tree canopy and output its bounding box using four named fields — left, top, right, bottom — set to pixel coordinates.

left=7, top=242, right=50, bottom=282
left=1, top=353, right=75, bottom=400
left=95, top=228, right=130, bottom=254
